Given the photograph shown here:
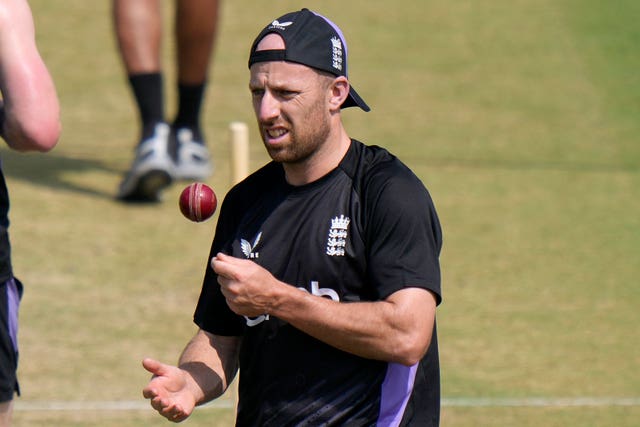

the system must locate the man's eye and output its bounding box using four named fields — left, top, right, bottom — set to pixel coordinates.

left=278, top=90, right=297, bottom=98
